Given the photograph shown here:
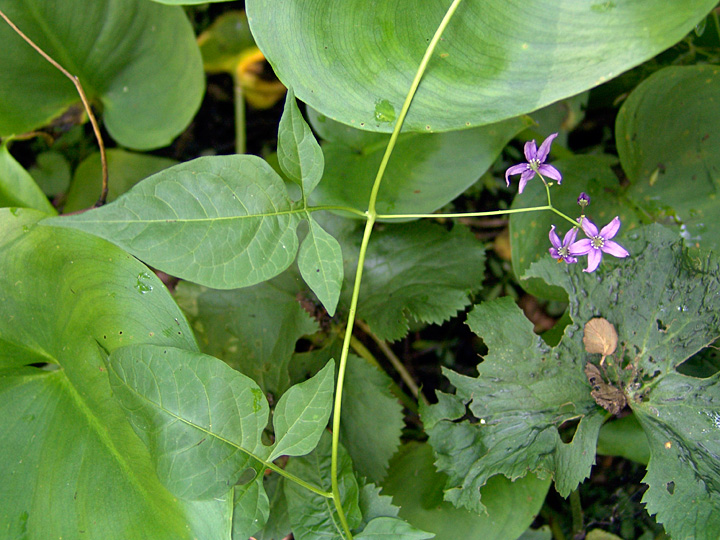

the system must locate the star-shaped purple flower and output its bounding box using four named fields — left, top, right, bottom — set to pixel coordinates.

left=549, top=225, right=578, bottom=264
left=505, top=133, right=563, bottom=193
left=569, top=216, right=630, bottom=273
